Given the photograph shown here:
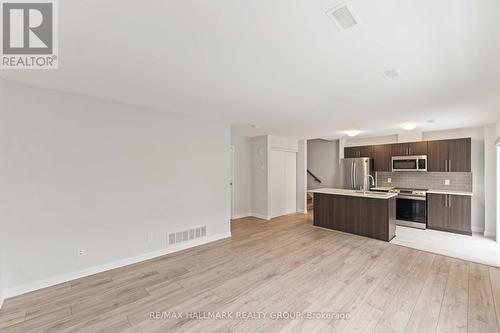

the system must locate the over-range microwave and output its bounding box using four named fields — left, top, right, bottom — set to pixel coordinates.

left=392, top=155, right=427, bottom=172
